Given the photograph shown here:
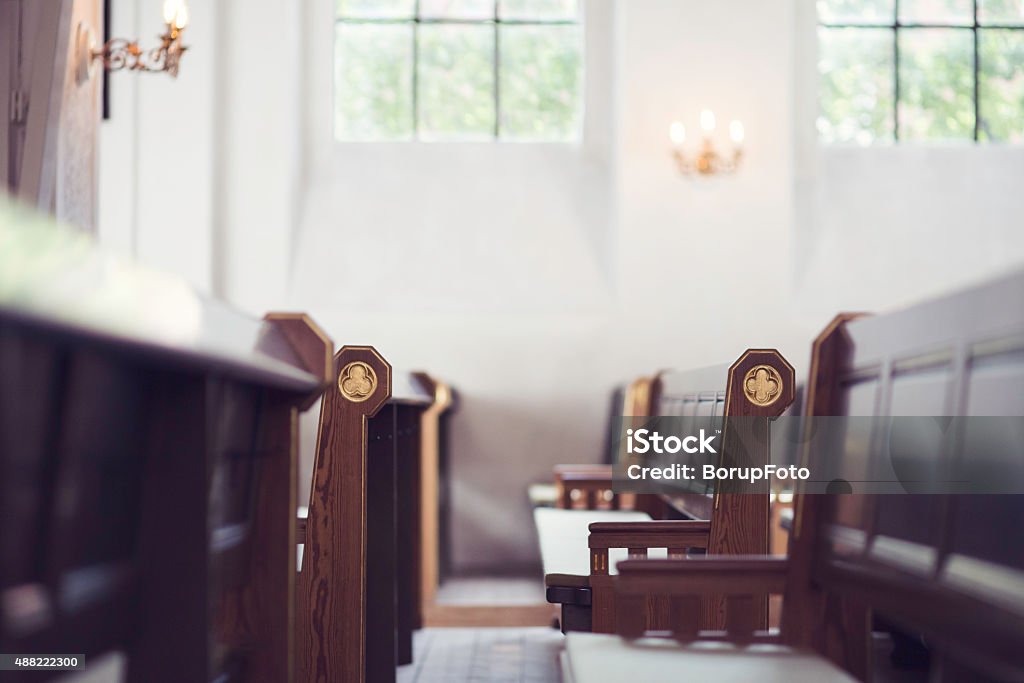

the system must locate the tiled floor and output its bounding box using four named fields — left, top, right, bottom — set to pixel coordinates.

left=397, top=627, right=565, bottom=683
